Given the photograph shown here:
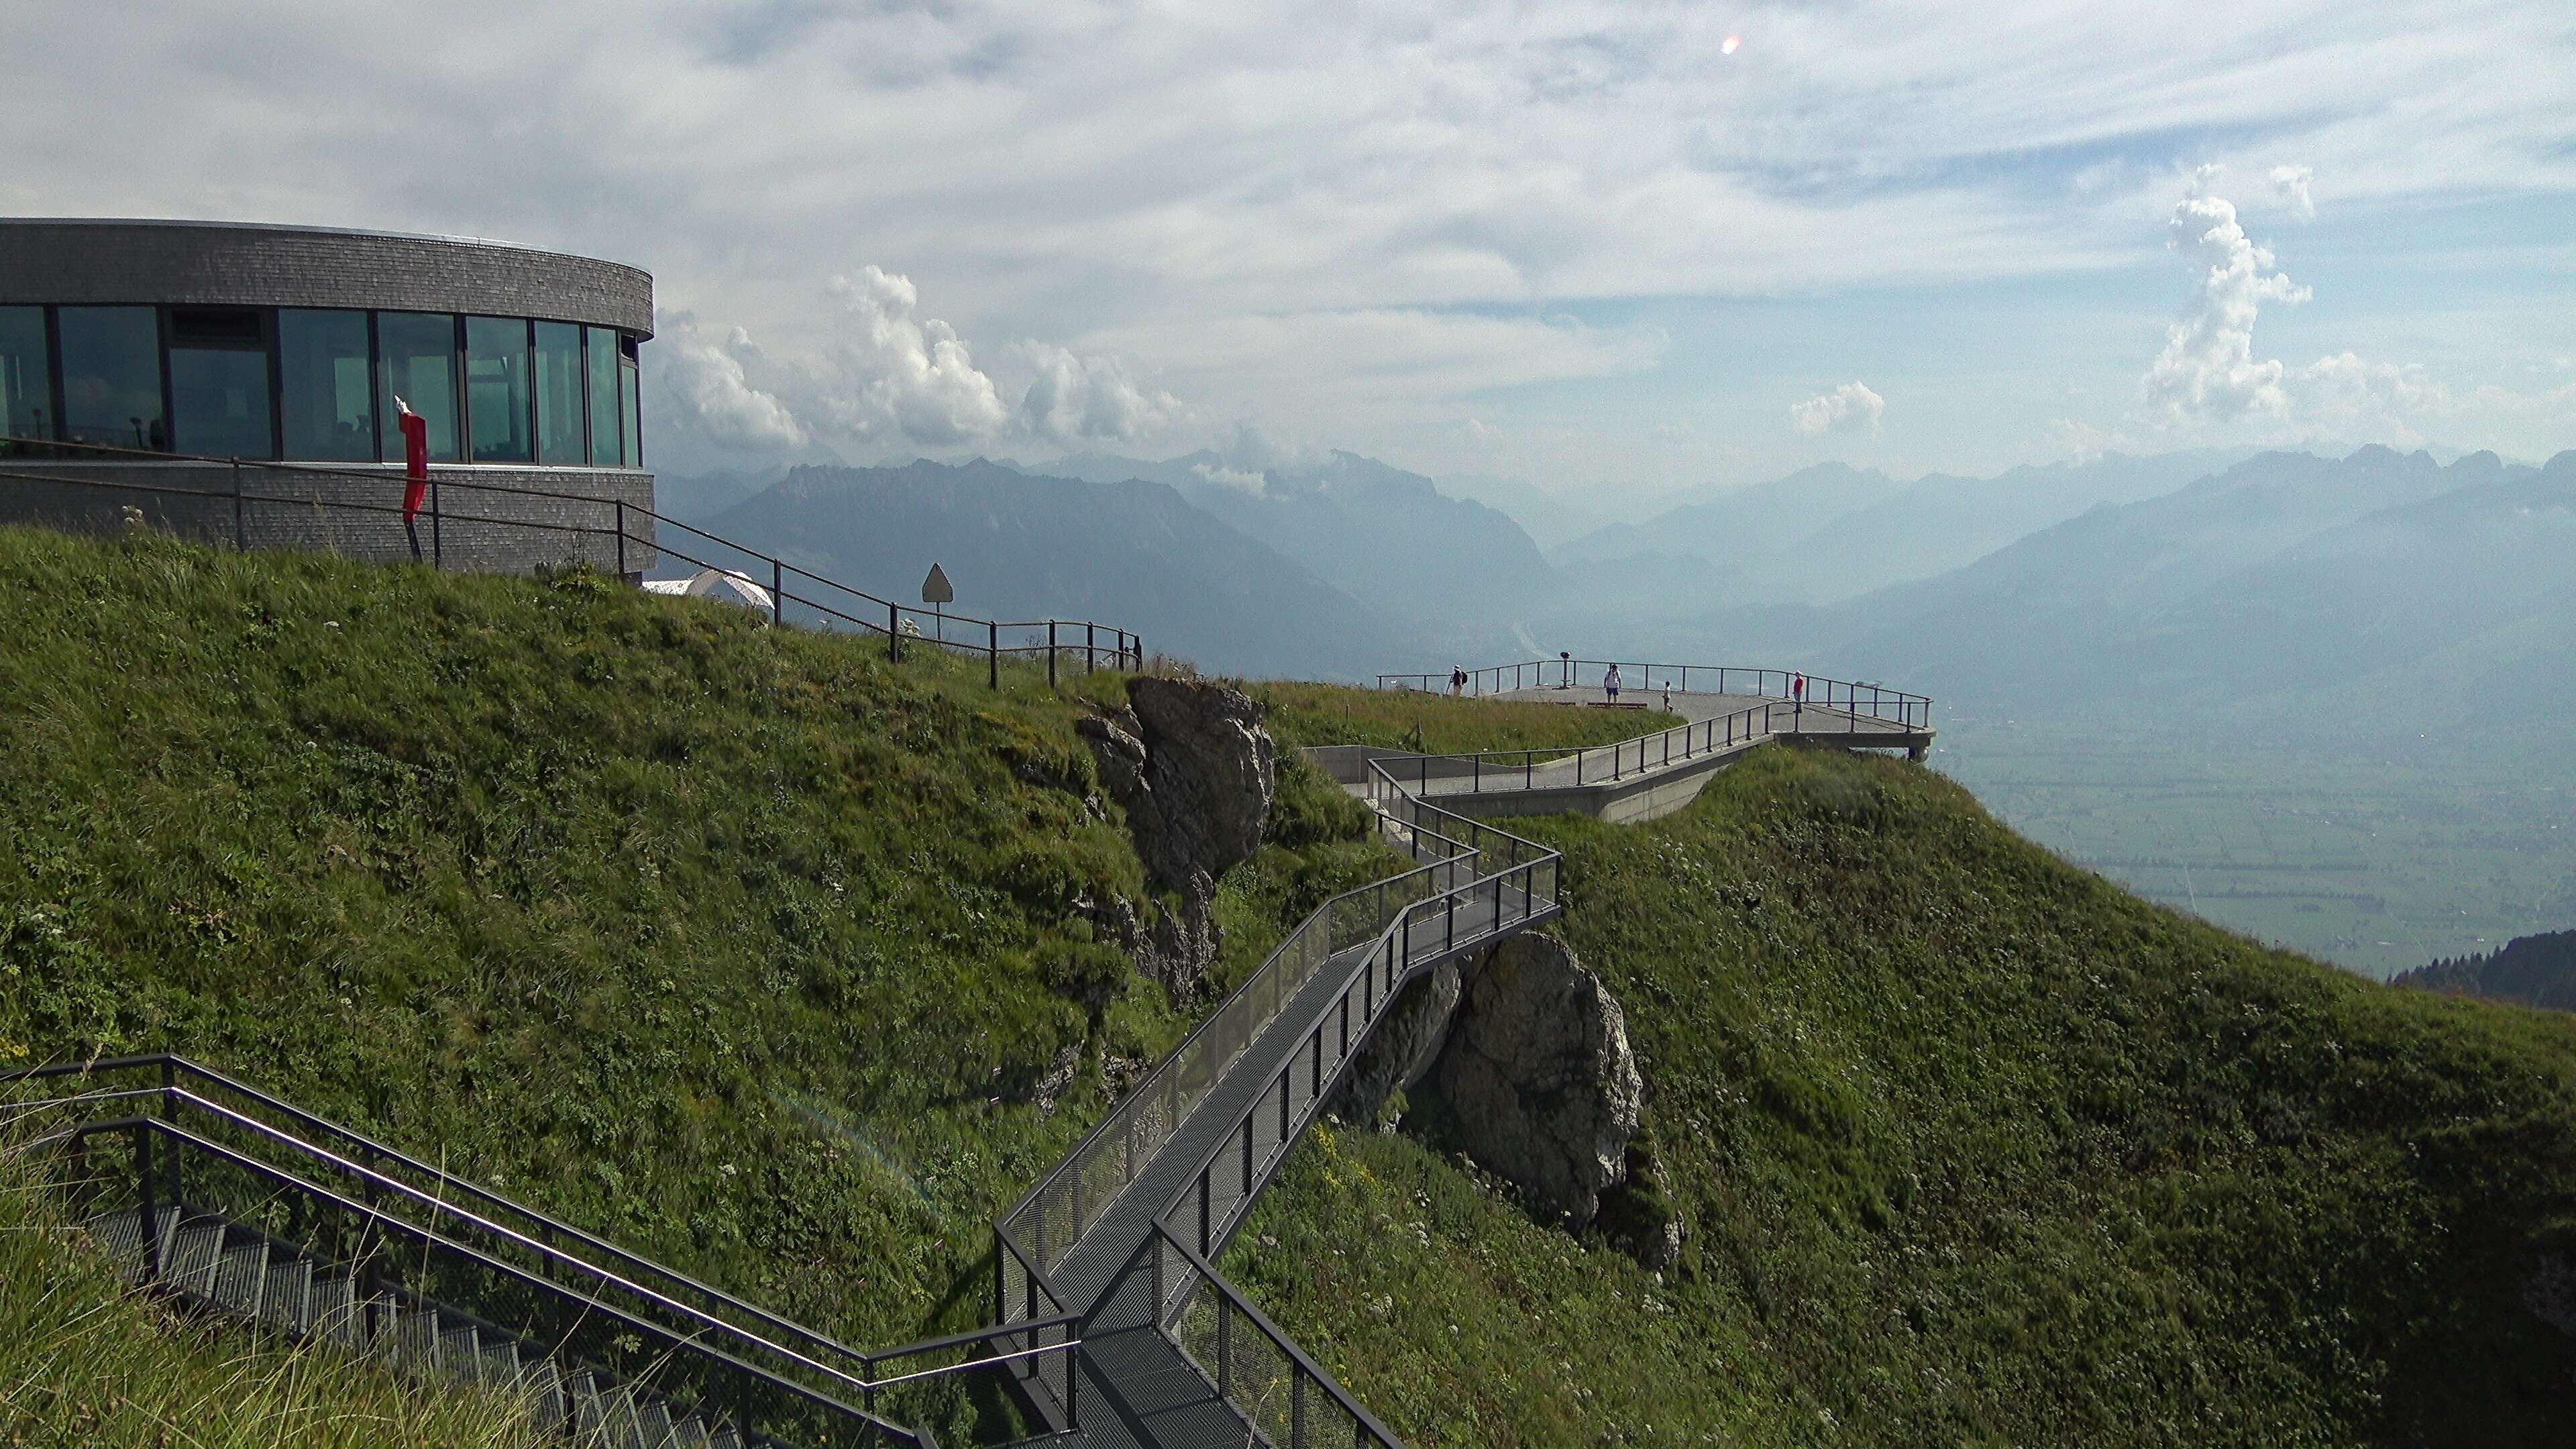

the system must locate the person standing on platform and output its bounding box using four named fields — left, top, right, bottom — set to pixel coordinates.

left=1604, top=662, right=1622, bottom=704
left=1791, top=671, right=1807, bottom=722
